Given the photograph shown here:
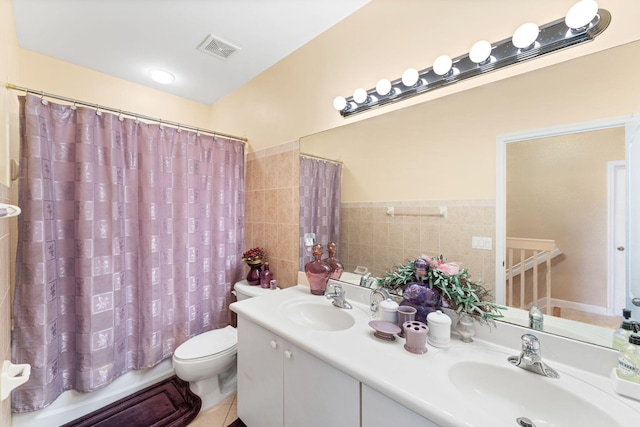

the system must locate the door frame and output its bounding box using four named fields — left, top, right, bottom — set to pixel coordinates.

left=607, top=160, right=626, bottom=316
